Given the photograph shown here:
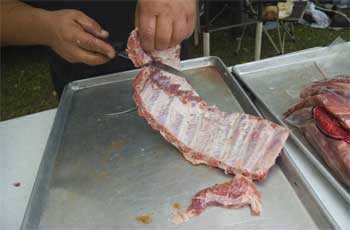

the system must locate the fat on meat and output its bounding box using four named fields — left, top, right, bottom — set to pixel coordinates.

left=127, top=29, right=289, bottom=181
